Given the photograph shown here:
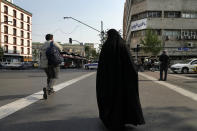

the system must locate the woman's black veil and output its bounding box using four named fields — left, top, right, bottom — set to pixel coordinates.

left=96, top=29, right=145, bottom=130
